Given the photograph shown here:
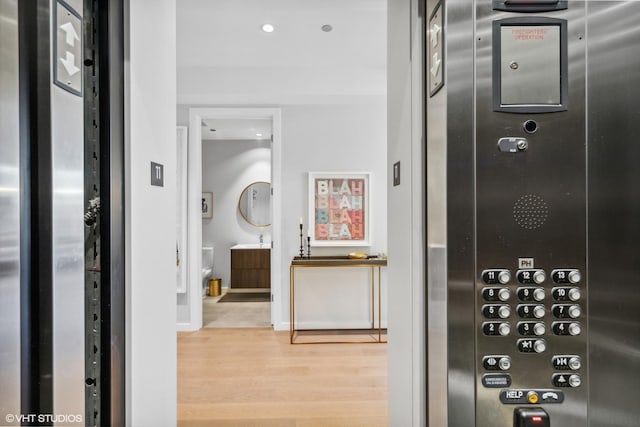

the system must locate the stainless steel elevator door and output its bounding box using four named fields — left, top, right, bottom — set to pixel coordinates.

left=0, top=0, right=21, bottom=420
